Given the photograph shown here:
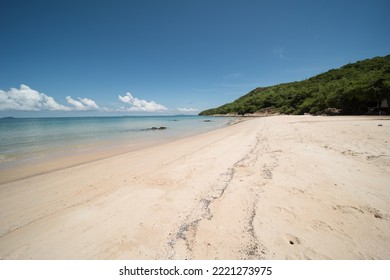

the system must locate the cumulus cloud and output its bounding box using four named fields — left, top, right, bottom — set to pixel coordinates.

left=177, top=107, right=199, bottom=113
left=66, top=96, right=99, bottom=110
left=0, top=84, right=70, bottom=111
left=118, top=92, right=167, bottom=112
left=0, top=84, right=100, bottom=112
